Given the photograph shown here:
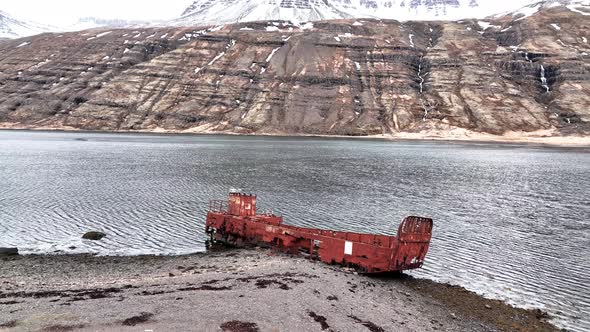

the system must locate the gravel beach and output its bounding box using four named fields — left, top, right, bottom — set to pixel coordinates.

left=0, top=248, right=557, bottom=332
